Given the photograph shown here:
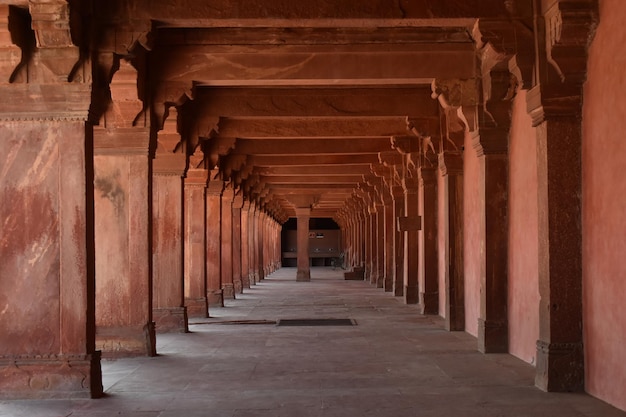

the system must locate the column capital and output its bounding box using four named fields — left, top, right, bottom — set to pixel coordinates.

left=93, top=127, right=151, bottom=156
left=294, top=207, right=311, bottom=217
left=438, top=152, right=463, bottom=176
